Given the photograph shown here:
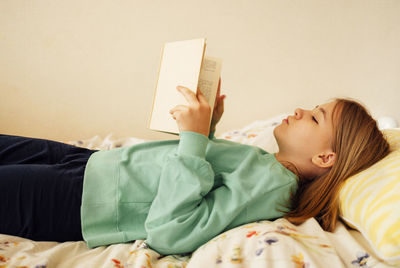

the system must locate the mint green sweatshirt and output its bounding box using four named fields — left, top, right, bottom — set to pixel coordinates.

left=81, top=131, right=298, bottom=255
